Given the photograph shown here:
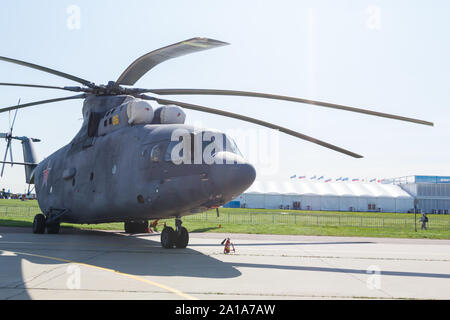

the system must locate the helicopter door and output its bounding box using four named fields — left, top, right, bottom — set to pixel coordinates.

left=82, top=112, right=103, bottom=148
left=88, top=112, right=102, bottom=137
